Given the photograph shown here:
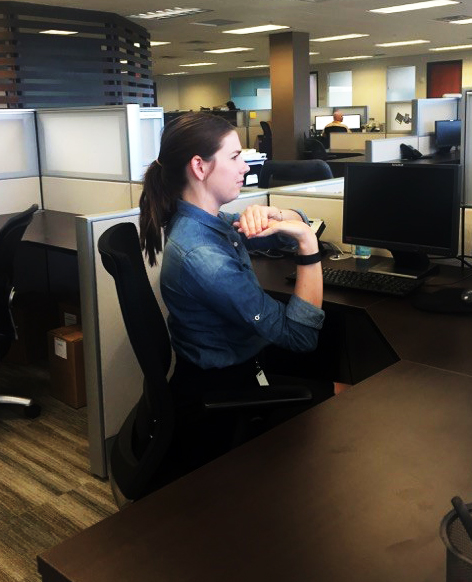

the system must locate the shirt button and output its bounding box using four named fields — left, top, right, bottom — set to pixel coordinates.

left=233, top=241, right=238, bottom=247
